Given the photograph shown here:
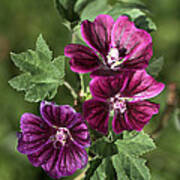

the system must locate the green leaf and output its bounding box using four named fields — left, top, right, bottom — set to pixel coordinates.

left=120, top=131, right=156, bottom=156
left=107, top=2, right=156, bottom=32
left=146, top=57, right=164, bottom=77
left=84, top=158, right=102, bottom=180
left=80, top=0, right=111, bottom=21
left=90, top=137, right=118, bottom=158
left=8, top=73, right=33, bottom=91
left=108, top=5, right=144, bottom=21
left=134, top=16, right=157, bottom=32
left=173, top=108, right=180, bottom=131
left=112, top=154, right=149, bottom=180
left=9, top=34, right=65, bottom=102
left=55, top=0, right=79, bottom=23
left=90, top=158, right=116, bottom=180
left=111, top=131, right=156, bottom=180
left=36, top=34, right=52, bottom=60
left=74, top=0, right=94, bottom=13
